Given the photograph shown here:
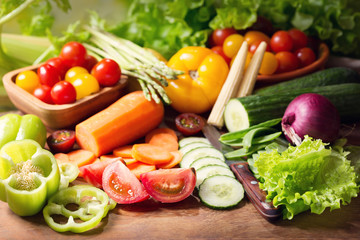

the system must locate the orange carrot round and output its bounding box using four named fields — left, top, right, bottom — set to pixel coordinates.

left=67, top=149, right=97, bottom=167
left=131, top=143, right=173, bottom=165
left=127, top=162, right=156, bottom=179
left=145, top=128, right=179, bottom=152
left=156, top=151, right=183, bottom=169
left=113, top=145, right=133, bottom=158
left=76, top=91, right=164, bottom=157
